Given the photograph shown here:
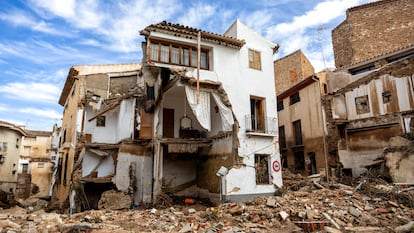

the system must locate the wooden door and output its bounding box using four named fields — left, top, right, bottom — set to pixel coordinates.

left=163, top=108, right=174, bottom=138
